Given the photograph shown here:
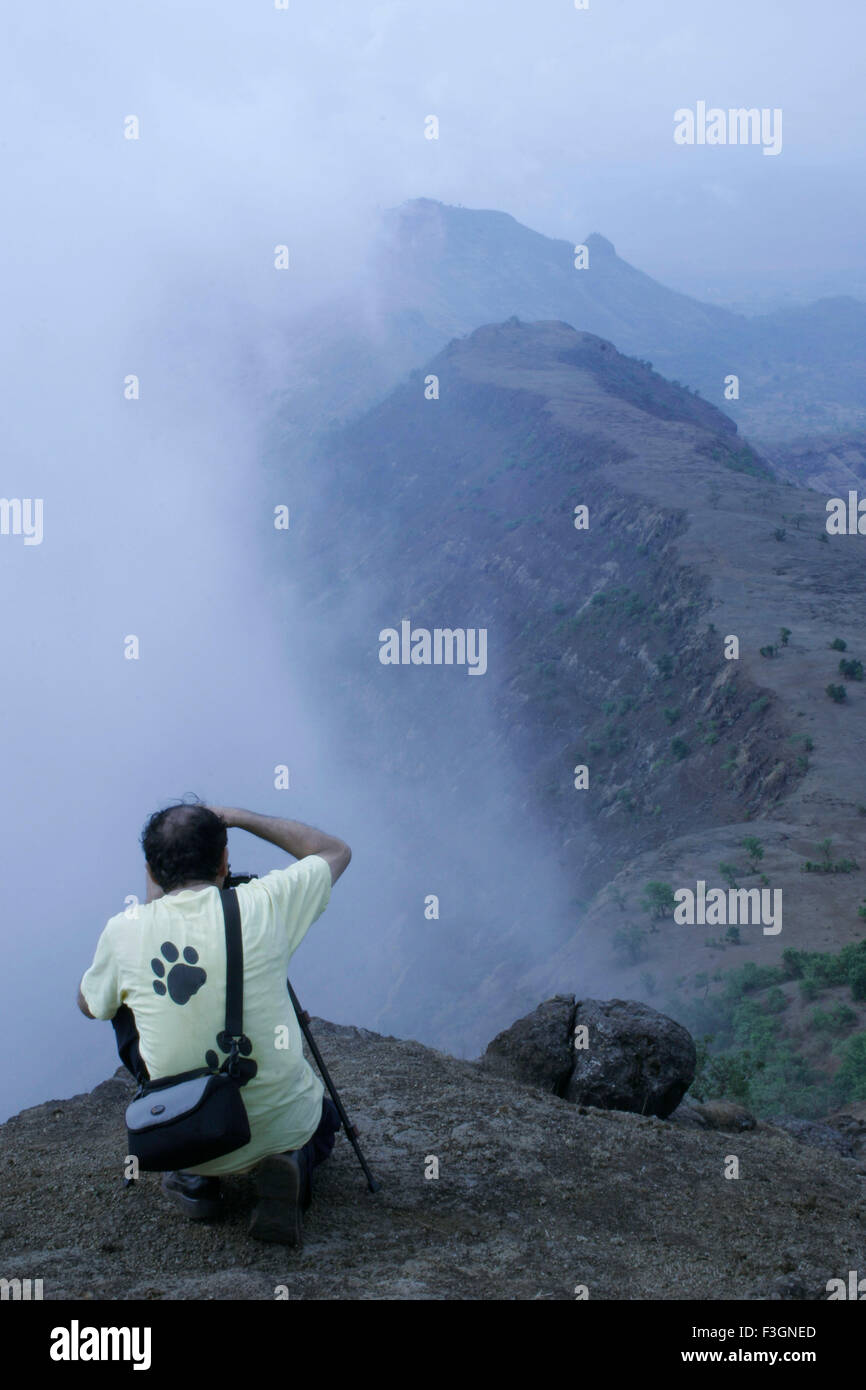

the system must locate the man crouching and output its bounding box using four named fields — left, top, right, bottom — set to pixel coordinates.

left=77, top=800, right=351, bottom=1246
